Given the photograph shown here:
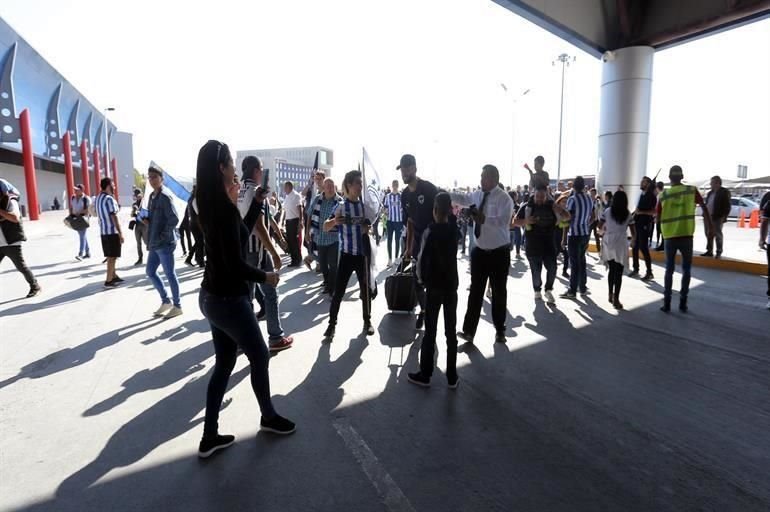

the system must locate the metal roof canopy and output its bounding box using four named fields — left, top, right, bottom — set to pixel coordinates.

left=492, top=0, right=770, bottom=57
